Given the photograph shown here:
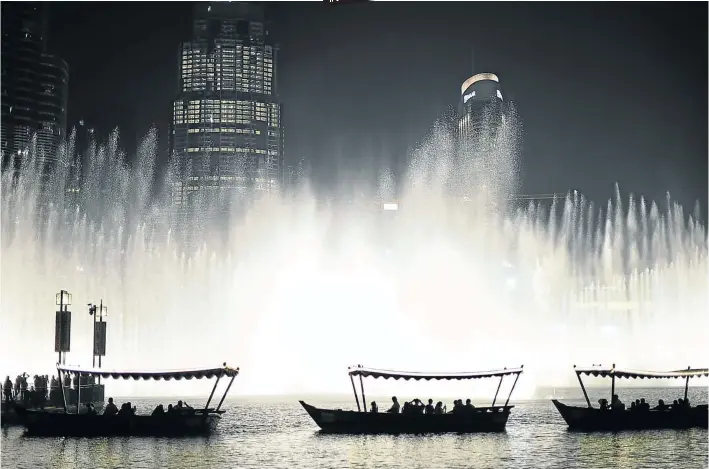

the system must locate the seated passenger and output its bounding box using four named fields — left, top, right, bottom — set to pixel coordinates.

left=402, top=401, right=411, bottom=414
left=610, top=394, right=625, bottom=411
left=370, top=401, right=378, bottom=413
left=152, top=404, right=165, bottom=416
left=598, top=398, right=609, bottom=411
left=386, top=396, right=400, bottom=413
left=451, top=400, right=463, bottom=414
left=671, top=399, right=680, bottom=410
left=411, top=399, right=424, bottom=414
left=639, top=398, right=650, bottom=411
left=182, top=401, right=195, bottom=414
left=464, top=399, right=475, bottom=413
left=103, top=397, right=118, bottom=416
left=117, top=403, right=130, bottom=416
left=653, top=399, right=668, bottom=411
left=425, top=399, right=435, bottom=415
left=85, top=403, right=97, bottom=415
left=434, top=401, right=444, bottom=414
left=167, top=403, right=177, bottom=415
